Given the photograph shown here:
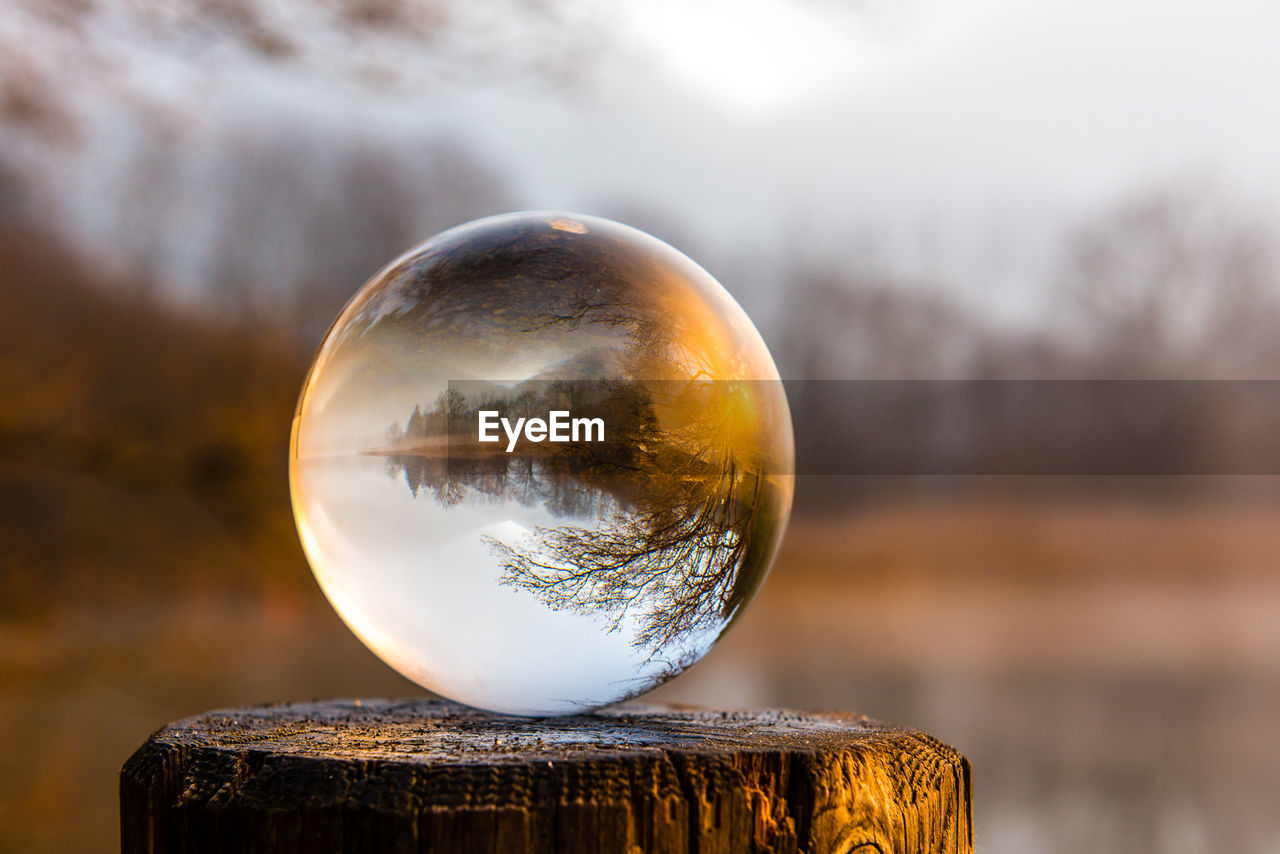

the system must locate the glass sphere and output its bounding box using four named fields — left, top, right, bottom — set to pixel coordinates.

left=290, top=212, right=793, bottom=715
